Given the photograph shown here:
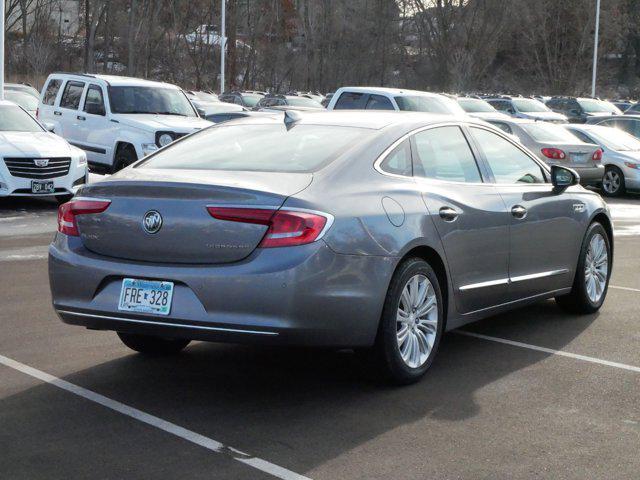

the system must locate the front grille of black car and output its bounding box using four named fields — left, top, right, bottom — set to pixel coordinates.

left=3, top=157, right=71, bottom=179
